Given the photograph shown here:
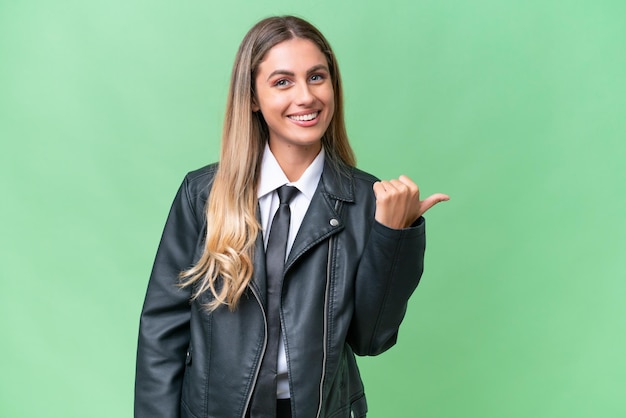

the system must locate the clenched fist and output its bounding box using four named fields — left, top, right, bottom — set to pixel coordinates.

left=373, top=175, right=449, bottom=229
